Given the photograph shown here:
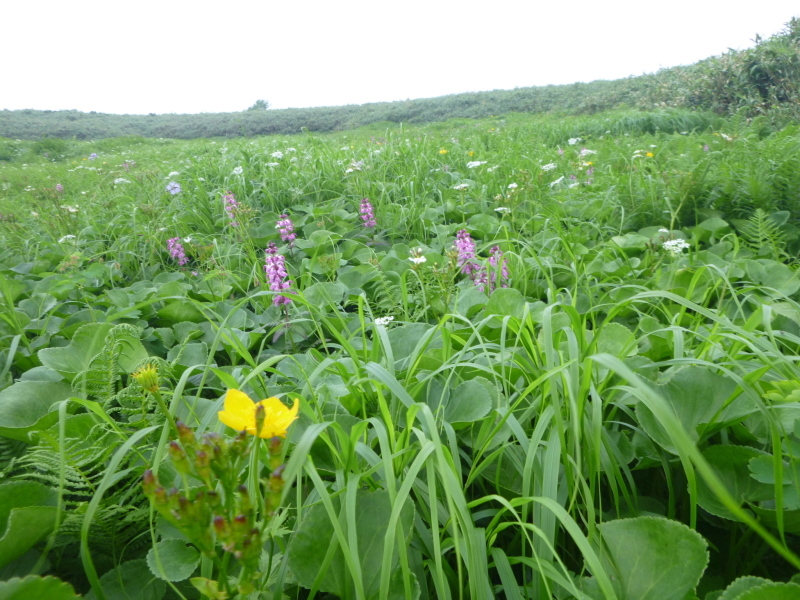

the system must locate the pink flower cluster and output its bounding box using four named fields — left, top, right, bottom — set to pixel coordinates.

left=455, top=229, right=481, bottom=278
left=264, top=243, right=292, bottom=306
left=223, top=191, right=239, bottom=227
left=167, top=237, right=188, bottom=266
left=454, top=231, right=509, bottom=293
left=276, top=214, right=296, bottom=246
left=360, top=198, right=376, bottom=228
left=476, top=245, right=509, bottom=293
